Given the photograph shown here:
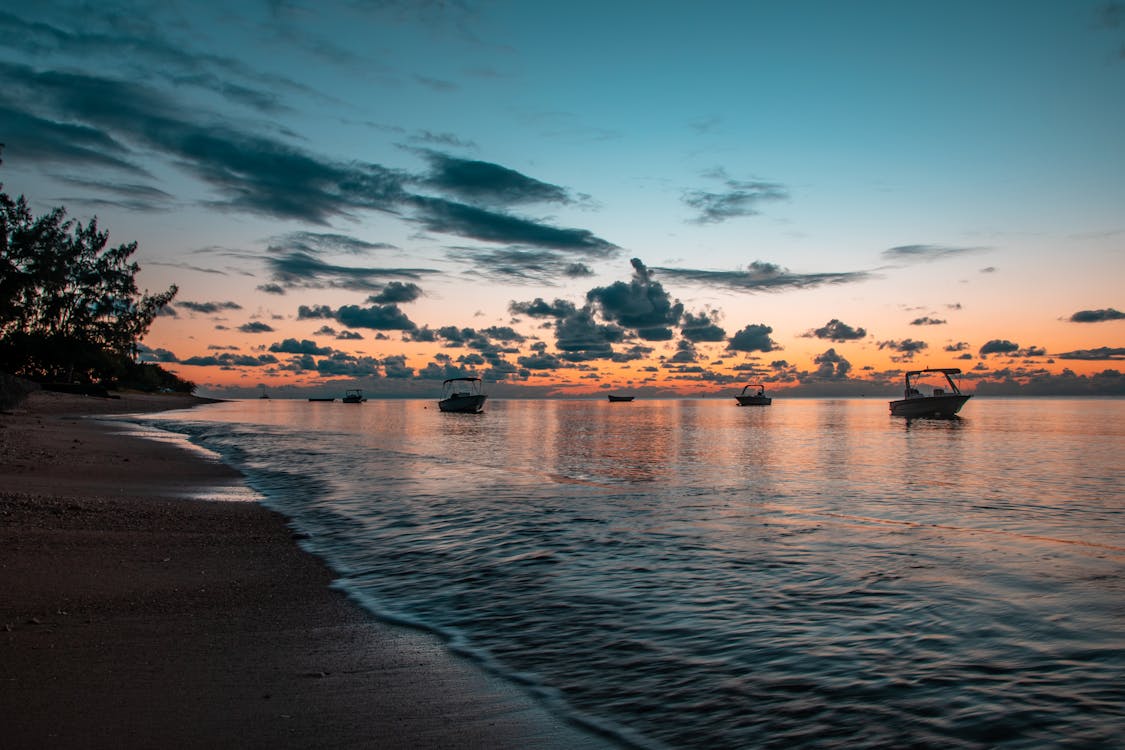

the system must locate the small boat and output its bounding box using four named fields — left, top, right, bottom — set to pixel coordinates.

left=342, top=389, right=366, bottom=403
left=607, top=394, right=634, bottom=402
left=889, top=367, right=971, bottom=418
left=439, top=377, right=487, bottom=413
left=735, top=383, right=771, bottom=406
left=308, top=397, right=335, bottom=402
